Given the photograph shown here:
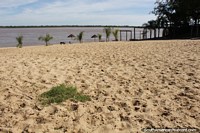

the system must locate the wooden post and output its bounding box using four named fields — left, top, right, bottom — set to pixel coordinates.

left=150, top=29, right=152, bottom=39
left=120, top=31, right=122, bottom=41
left=126, top=31, right=128, bottom=41
left=131, top=31, right=132, bottom=40
left=134, top=28, right=136, bottom=40
left=197, top=19, right=199, bottom=37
